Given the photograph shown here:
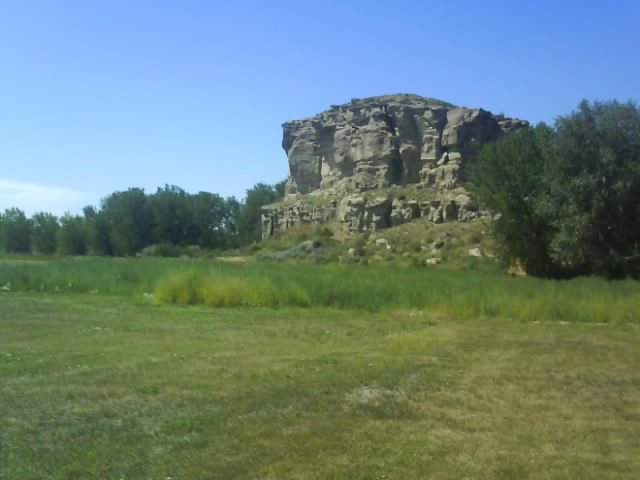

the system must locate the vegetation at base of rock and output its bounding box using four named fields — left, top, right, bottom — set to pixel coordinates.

left=470, top=99, right=640, bottom=279
left=2, top=294, right=639, bottom=479
left=253, top=219, right=496, bottom=271
left=1, top=256, right=638, bottom=323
